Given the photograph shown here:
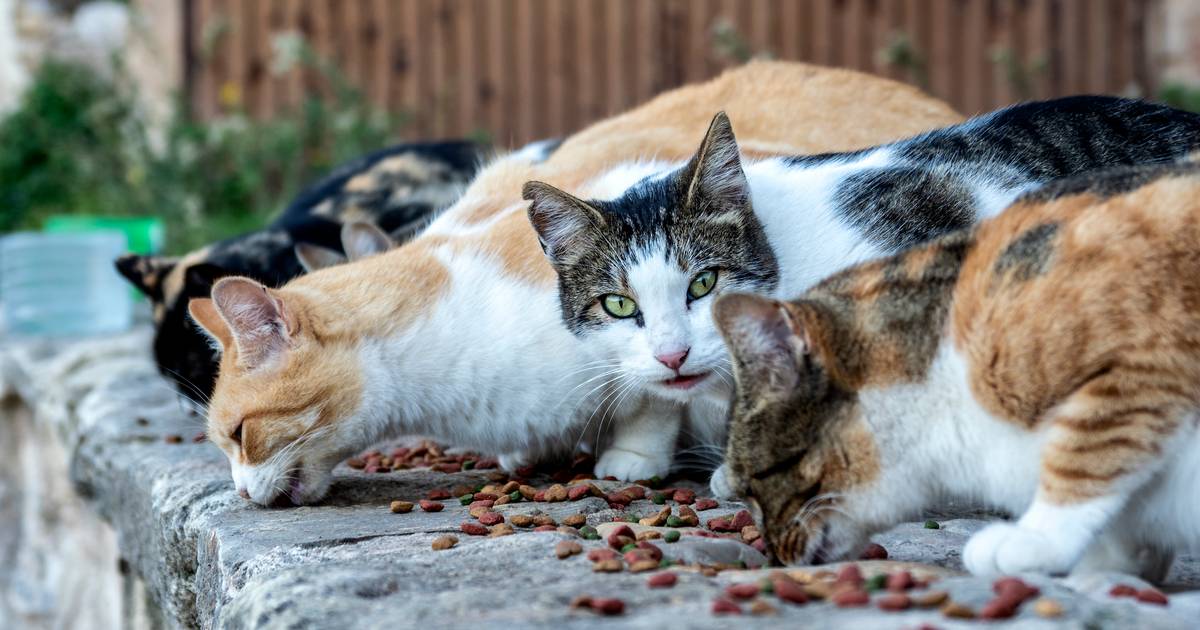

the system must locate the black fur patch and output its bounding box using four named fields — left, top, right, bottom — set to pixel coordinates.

left=834, top=166, right=976, bottom=251
left=1018, top=161, right=1200, bottom=204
